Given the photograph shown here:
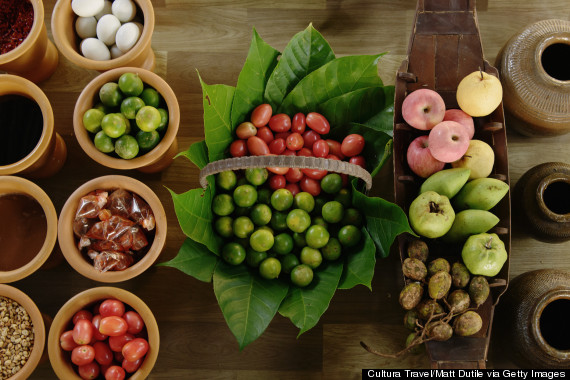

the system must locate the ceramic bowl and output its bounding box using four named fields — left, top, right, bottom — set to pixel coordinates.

left=47, top=286, right=159, bottom=379
left=57, top=175, right=167, bottom=283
